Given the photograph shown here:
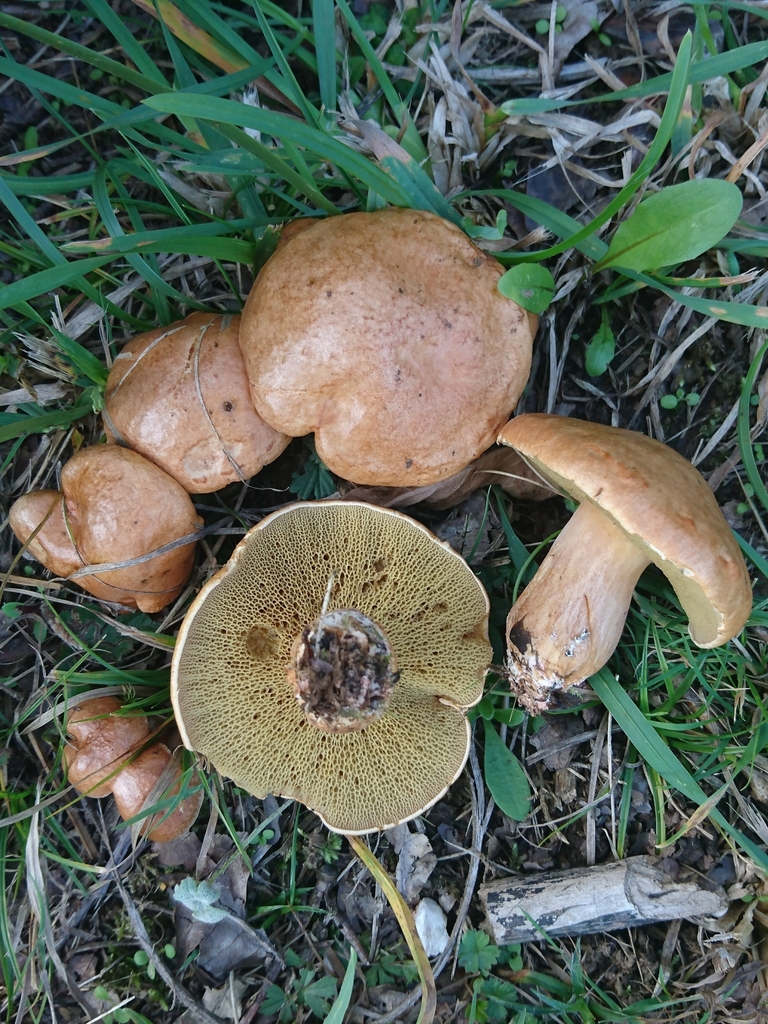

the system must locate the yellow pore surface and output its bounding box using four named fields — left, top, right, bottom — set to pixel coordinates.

left=172, top=501, right=491, bottom=833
